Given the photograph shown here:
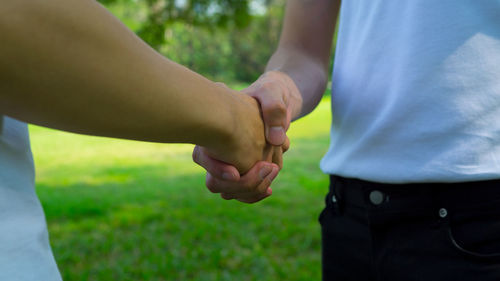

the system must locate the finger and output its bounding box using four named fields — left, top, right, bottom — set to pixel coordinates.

left=272, top=146, right=283, bottom=170
left=249, top=84, right=288, bottom=146
left=222, top=166, right=279, bottom=203
left=192, top=146, right=240, bottom=181
left=261, top=98, right=288, bottom=146
left=285, top=105, right=293, bottom=131
left=206, top=162, right=272, bottom=193
left=220, top=165, right=278, bottom=199
left=235, top=192, right=270, bottom=204
left=205, top=161, right=274, bottom=194
left=221, top=184, right=271, bottom=203
left=282, top=136, right=290, bottom=153
left=220, top=193, right=234, bottom=200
